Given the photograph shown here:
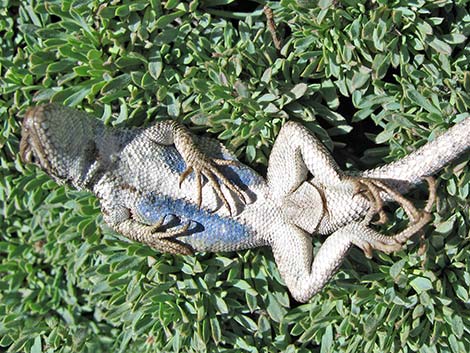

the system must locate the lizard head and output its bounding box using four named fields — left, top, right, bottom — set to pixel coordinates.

left=20, top=103, right=99, bottom=189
